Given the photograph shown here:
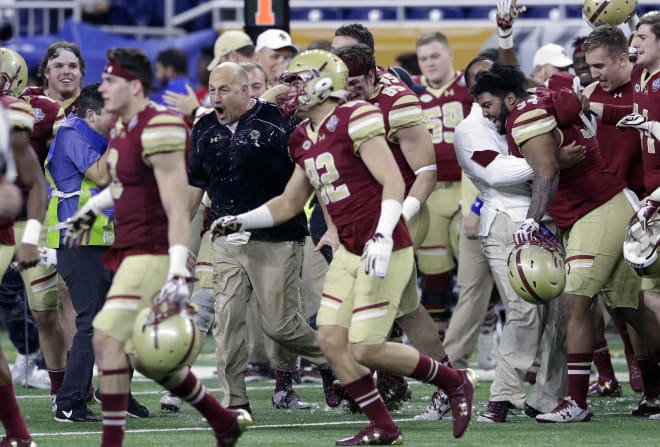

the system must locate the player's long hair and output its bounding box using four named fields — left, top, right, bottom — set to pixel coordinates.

left=470, top=62, right=527, bottom=100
